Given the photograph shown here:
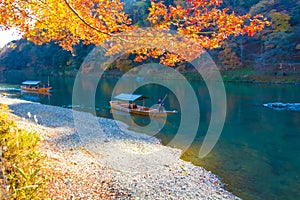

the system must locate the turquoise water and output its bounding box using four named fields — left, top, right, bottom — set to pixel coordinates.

left=1, top=76, right=299, bottom=200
